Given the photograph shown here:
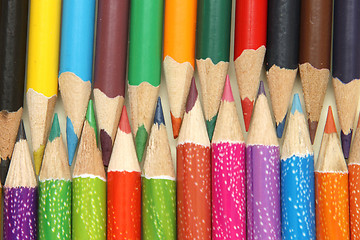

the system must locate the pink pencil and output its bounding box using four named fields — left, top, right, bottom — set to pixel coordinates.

left=212, top=76, right=246, bottom=239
